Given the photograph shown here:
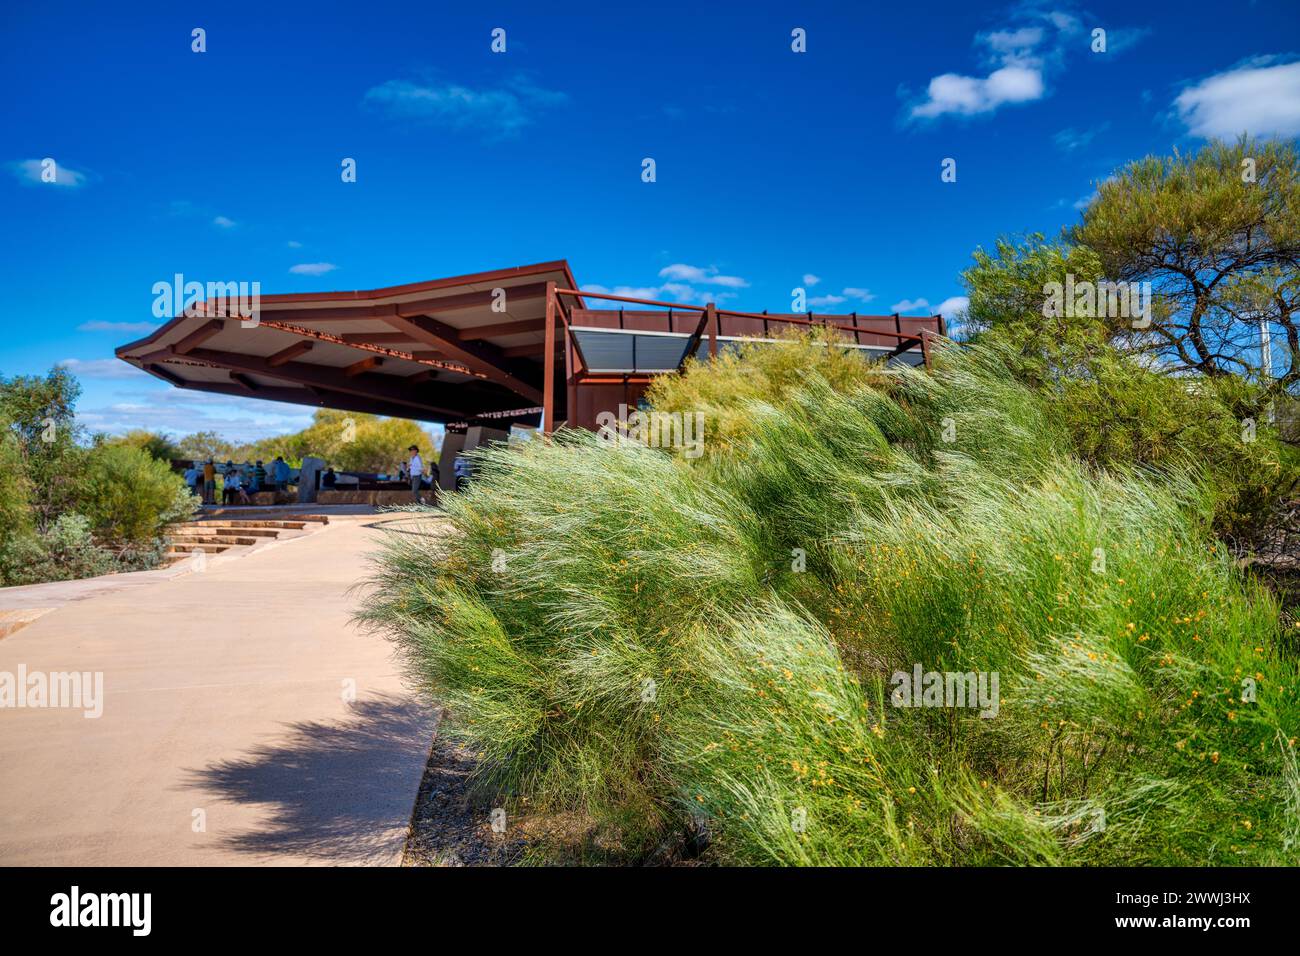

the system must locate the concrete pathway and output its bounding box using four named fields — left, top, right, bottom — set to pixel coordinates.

left=0, top=513, right=441, bottom=866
